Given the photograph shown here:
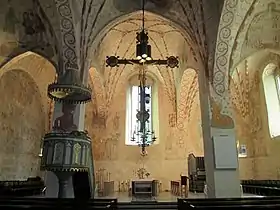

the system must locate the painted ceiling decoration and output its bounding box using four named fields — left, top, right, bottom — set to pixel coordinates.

left=47, top=0, right=92, bottom=104
left=0, top=0, right=225, bottom=112
left=0, top=0, right=58, bottom=68
left=95, top=12, right=189, bottom=114
left=106, top=0, right=176, bottom=156
left=0, top=0, right=224, bottom=82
